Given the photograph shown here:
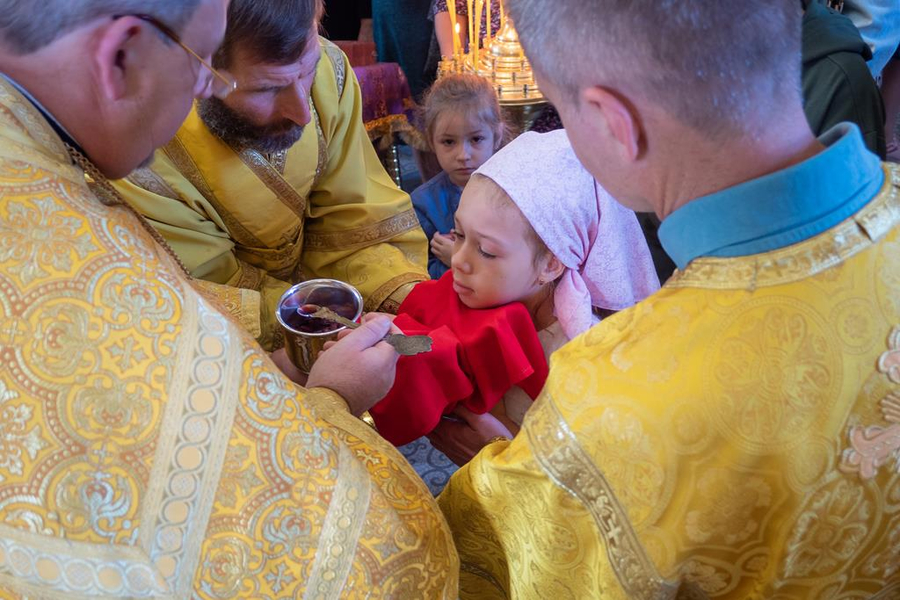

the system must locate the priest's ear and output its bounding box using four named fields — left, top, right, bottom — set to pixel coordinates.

left=93, top=16, right=154, bottom=101
left=579, top=85, right=644, bottom=162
